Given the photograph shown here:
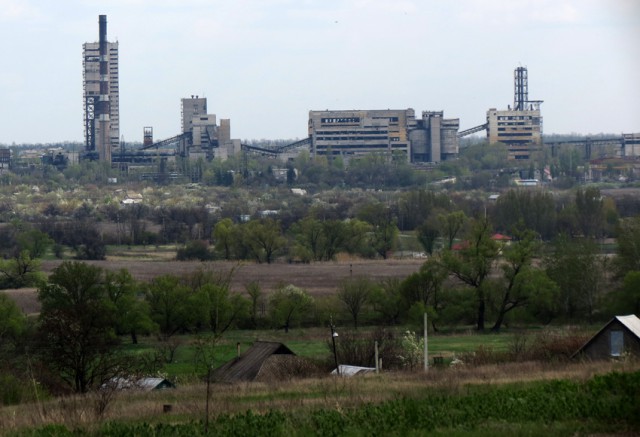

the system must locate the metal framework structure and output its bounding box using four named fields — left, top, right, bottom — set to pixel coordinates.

left=514, top=67, right=528, bottom=111
left=457, top=123, right=488, bottom=138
